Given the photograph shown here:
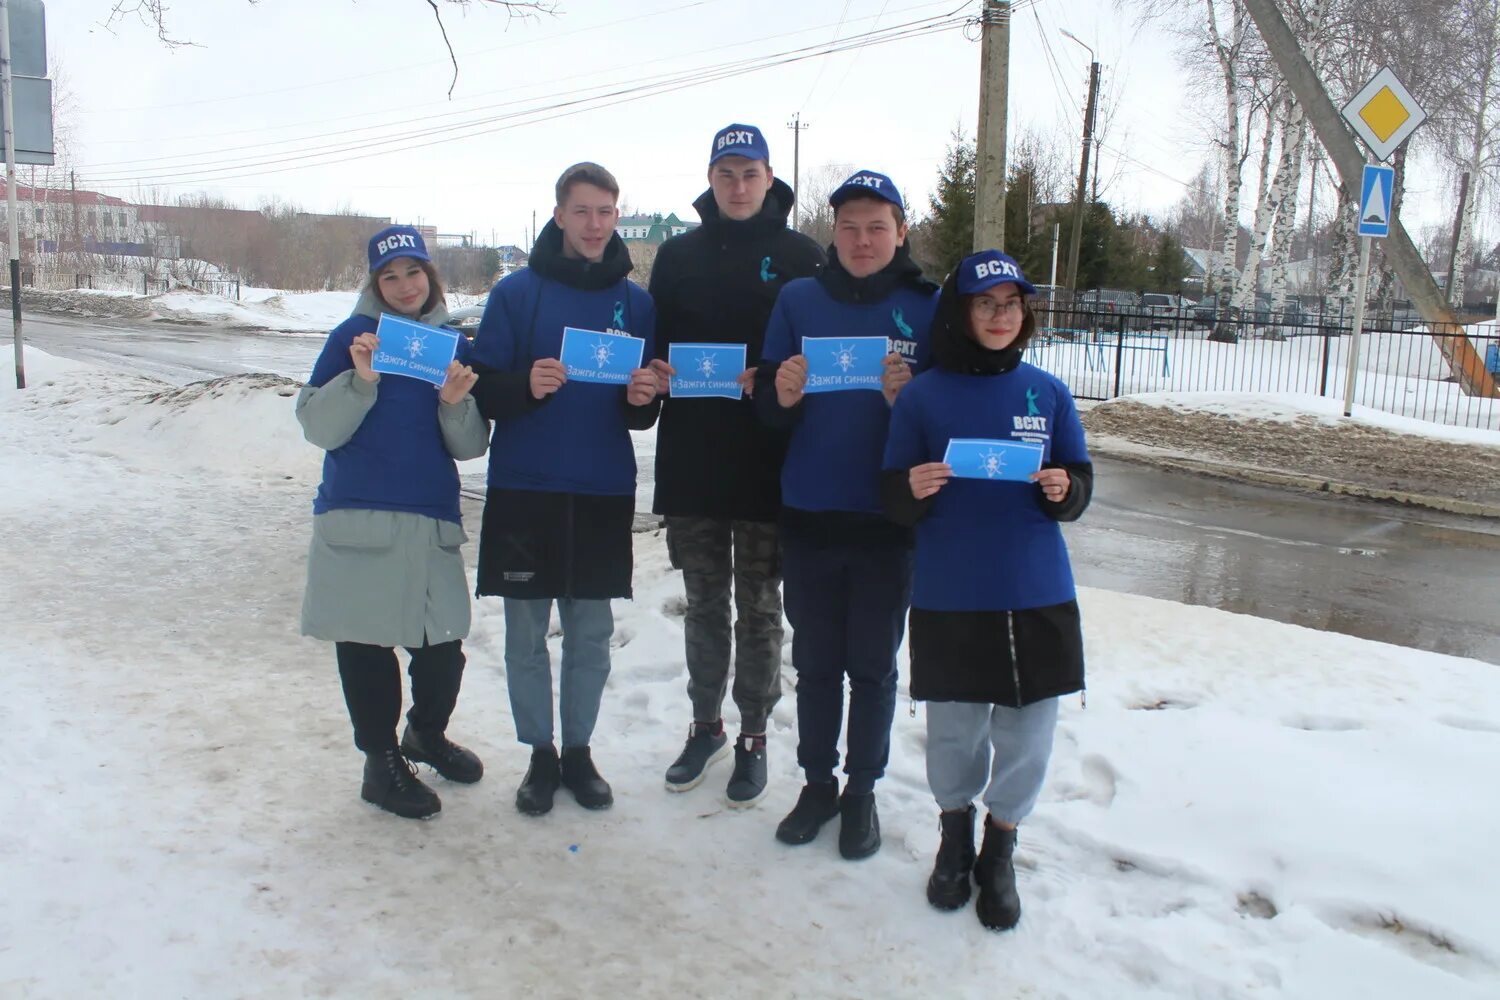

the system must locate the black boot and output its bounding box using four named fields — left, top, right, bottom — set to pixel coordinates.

left=927, top=805, right=976, bottom=910
left=775, top=778, right=840, bottom=845
left=837, top=790, right=881, bottom=860
left=516, top=743, right=561, bottom=816
left=974, top=816, right=1022, bottom=931
left=400, top=725, right=484, bottom=784
left=560, top=746, right=614, bottom=810
left=361, top=748, right=441, bottom=819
